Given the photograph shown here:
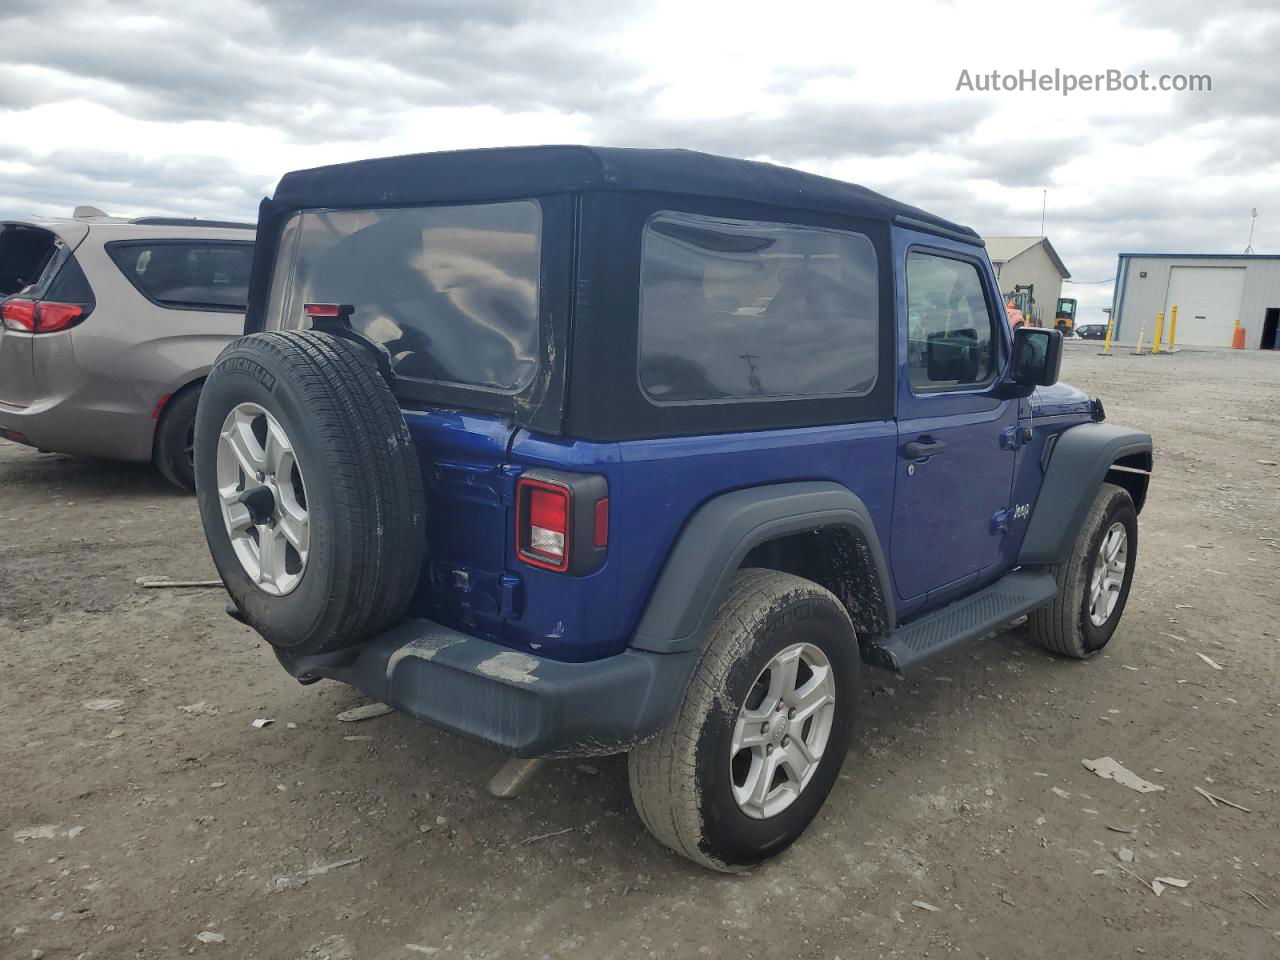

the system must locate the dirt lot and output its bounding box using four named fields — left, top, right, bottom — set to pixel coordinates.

left=2, top=345, right=1278, bottom=960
